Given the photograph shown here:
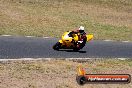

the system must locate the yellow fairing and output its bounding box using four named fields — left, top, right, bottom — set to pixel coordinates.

left=60, top=31, right=78, bottom=47
left=61, top=31, right=73, bottom=42
left=72, top=34, right=79, bottom=42
left=86, top=34, right=93, bottom=41
left=59, top=40, right=63, bottom=43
